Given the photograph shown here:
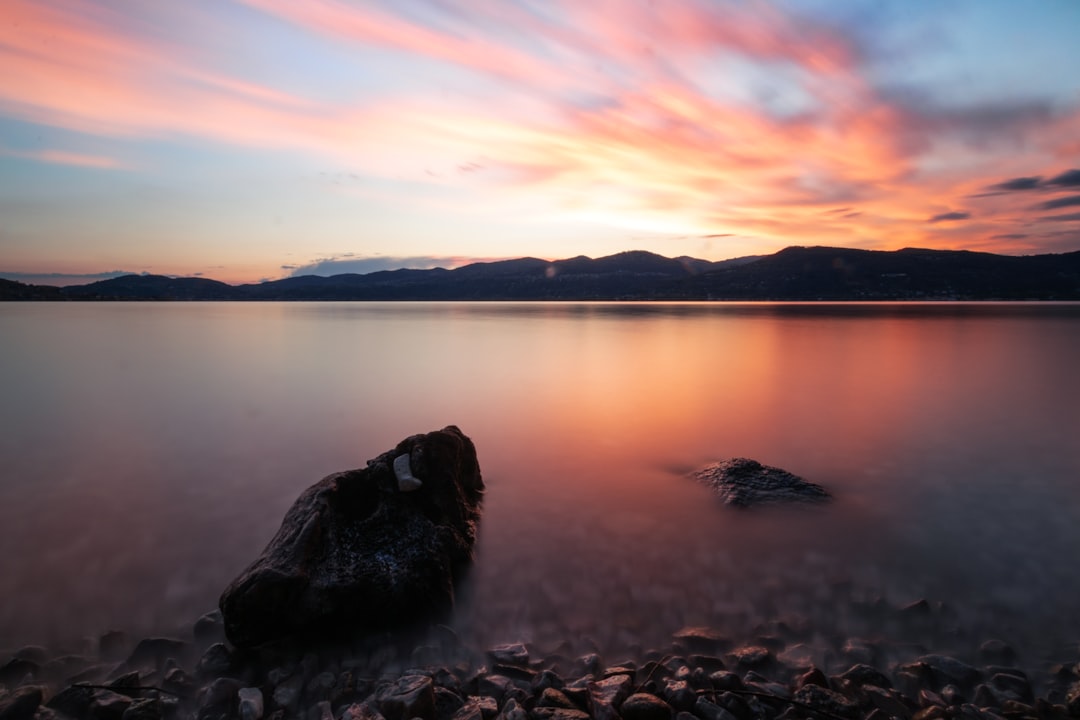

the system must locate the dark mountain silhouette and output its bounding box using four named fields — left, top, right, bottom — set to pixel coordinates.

left=0, top=278, right=62, bottom=300
left=60, top=274, right=237, bottom=300
left=3, top=246, right=1079, bottom=301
